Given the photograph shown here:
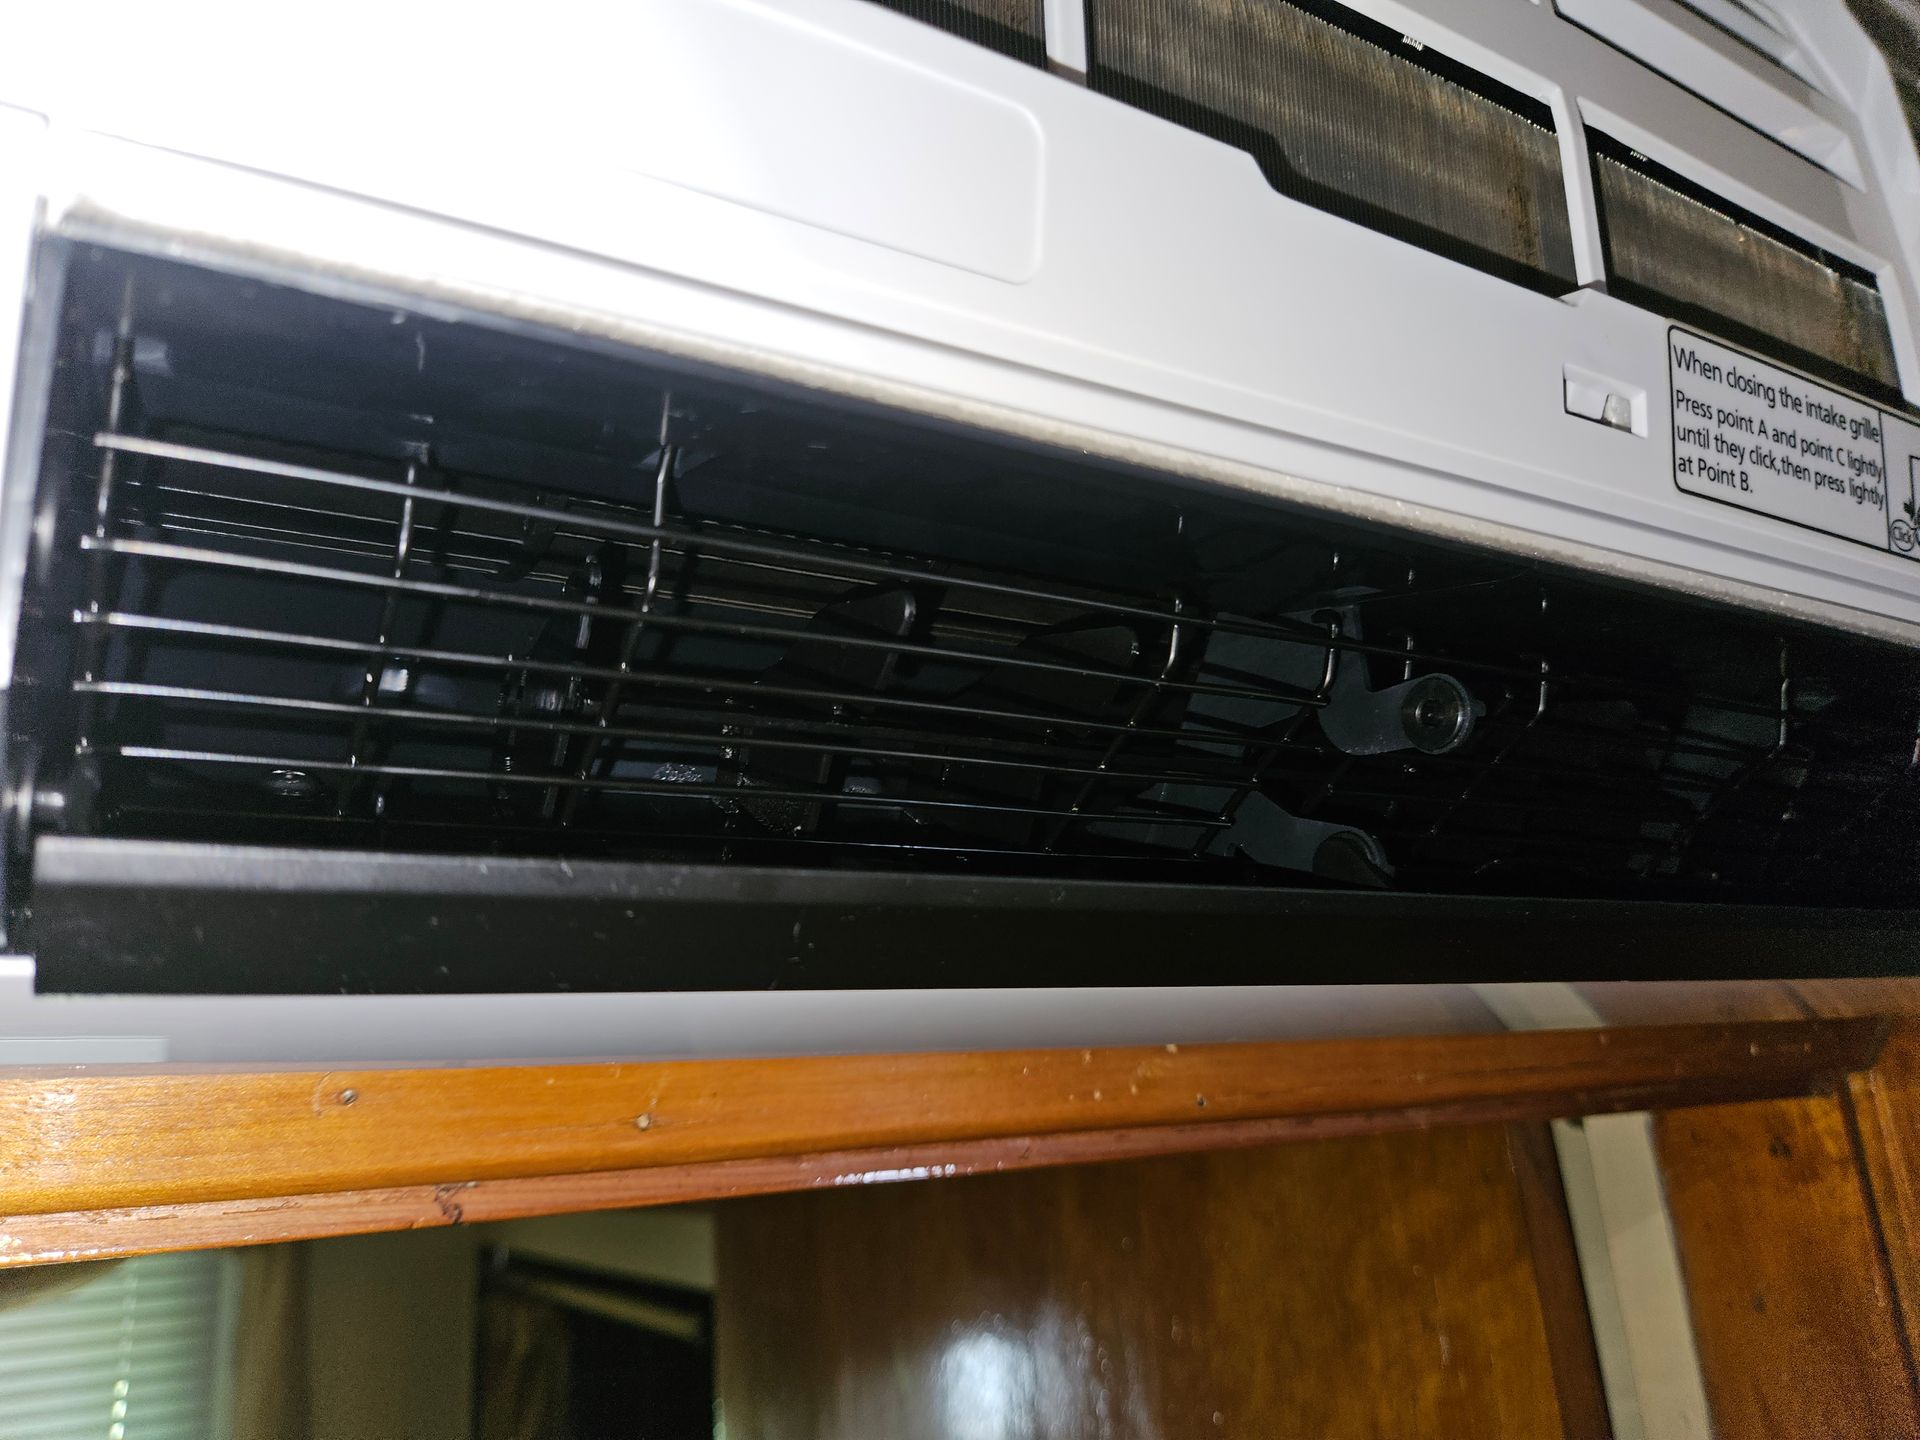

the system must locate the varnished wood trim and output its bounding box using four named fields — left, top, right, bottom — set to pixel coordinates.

left=0, top=1020, right=1883, bottom=1216
left=1656, top=1093, right=1920, bottom=1437
left=1507, top=1123, right=1612, bottom=1440
left=0, top=1017, right=1884, bottom=1266
left=0, top=1075, right=1873, bottom=1269
left=1839, top=1020, right=1920, bottom=1393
